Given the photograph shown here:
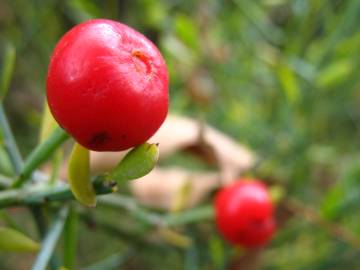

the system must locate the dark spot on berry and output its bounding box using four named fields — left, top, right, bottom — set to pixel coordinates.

left=250, top=217, right=265, bottom=228
left=89, top=132, right=110, bottom=147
